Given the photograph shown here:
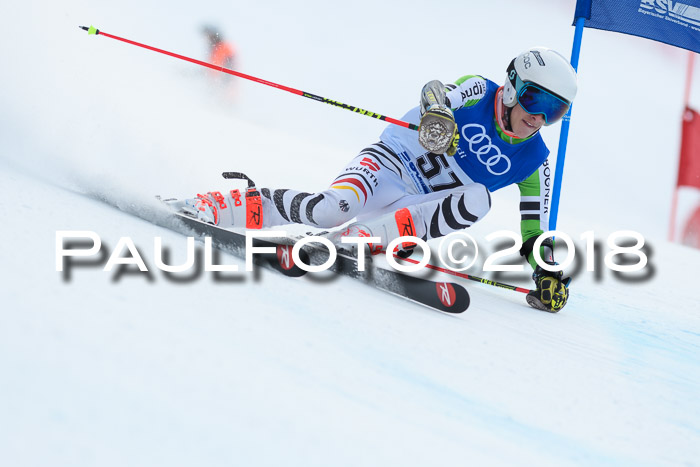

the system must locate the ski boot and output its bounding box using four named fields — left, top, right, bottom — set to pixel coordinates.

left=178, top=188, right=264, bottom=229
left=325, top=207, right=422, bottom=257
